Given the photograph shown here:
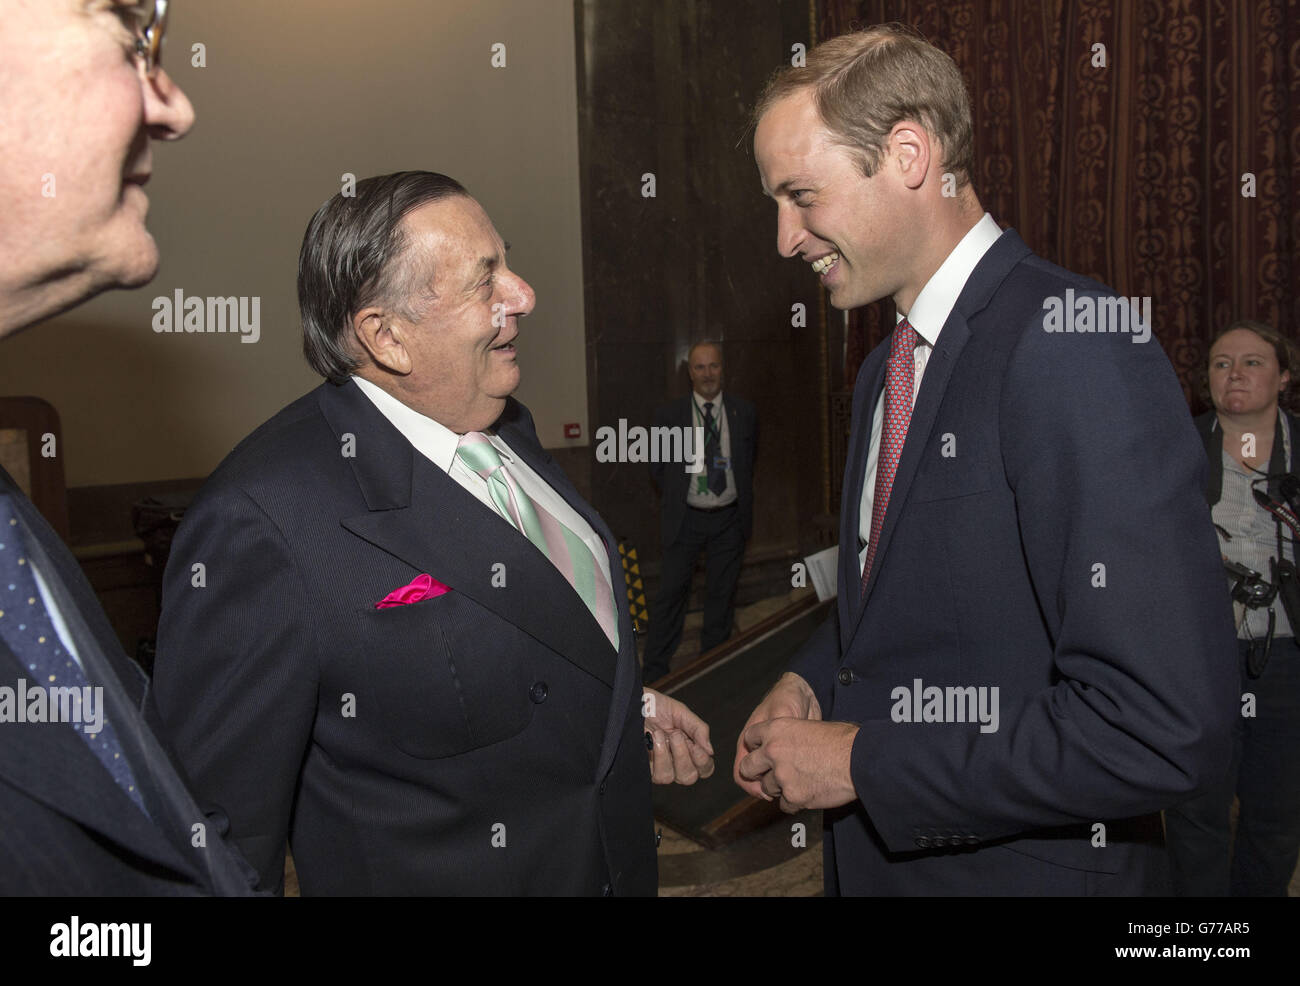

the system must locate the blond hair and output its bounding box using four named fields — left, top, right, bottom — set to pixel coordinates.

left=755, top=24, right=975, bottom=187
